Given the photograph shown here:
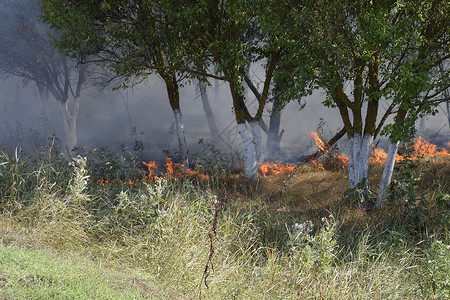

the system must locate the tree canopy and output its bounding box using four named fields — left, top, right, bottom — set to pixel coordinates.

left=40, top=0, right=449, bottom=184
